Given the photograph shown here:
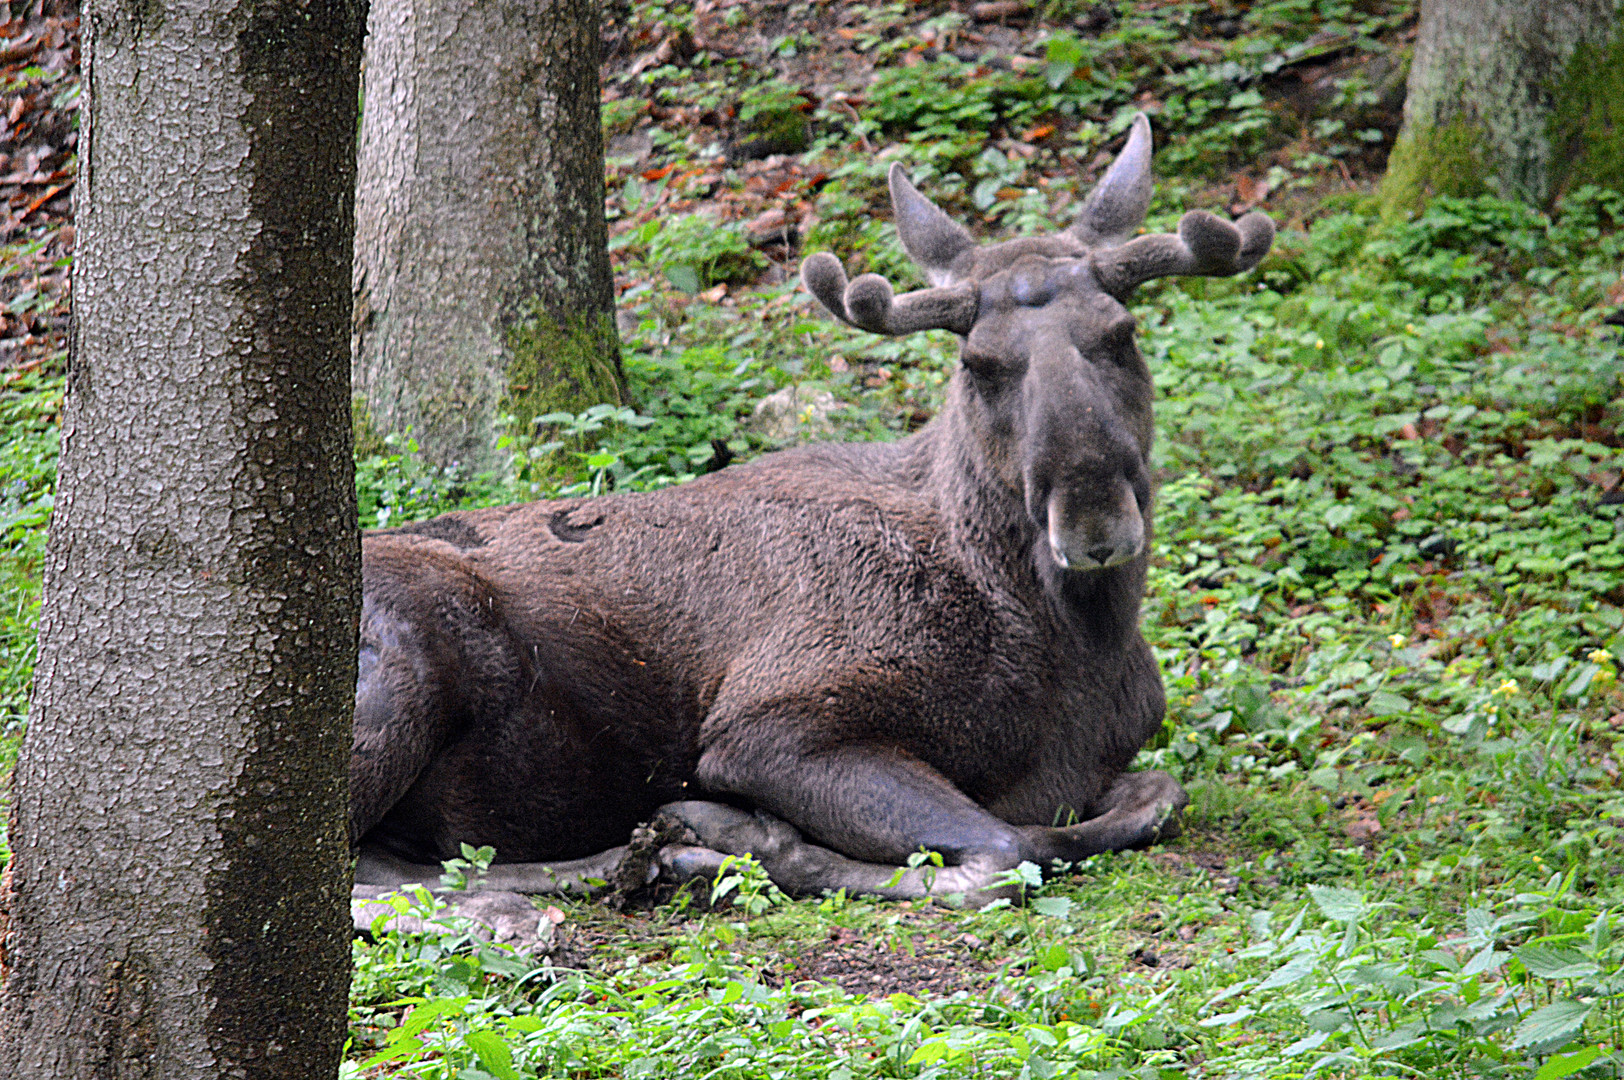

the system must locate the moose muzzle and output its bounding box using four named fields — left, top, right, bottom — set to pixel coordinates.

left=1046, top=481, right=1144, bottom=571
